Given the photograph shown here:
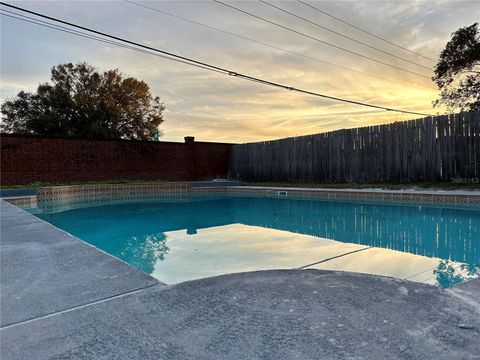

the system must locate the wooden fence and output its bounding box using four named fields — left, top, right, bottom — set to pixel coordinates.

left=229, top=111, right=480, bottom=183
